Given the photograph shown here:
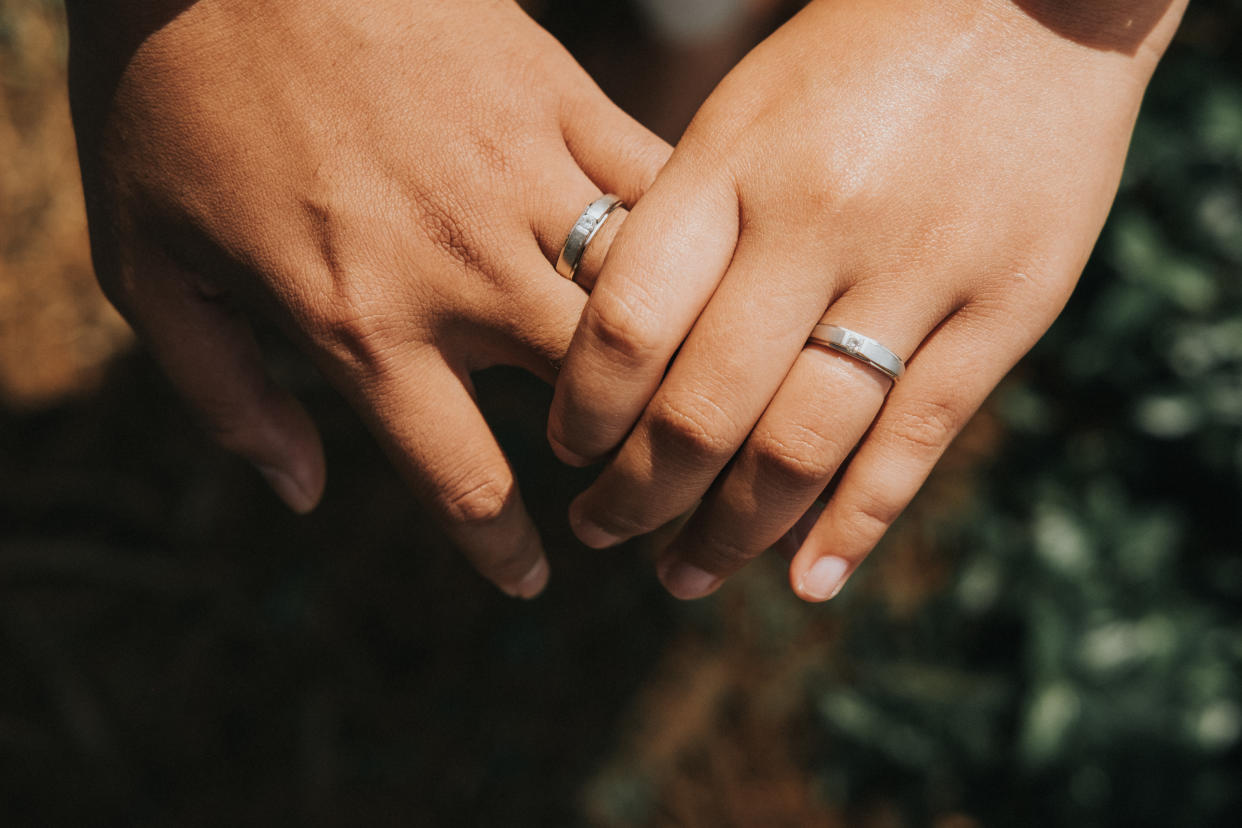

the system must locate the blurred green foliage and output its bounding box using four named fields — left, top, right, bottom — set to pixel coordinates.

left=806, top=6, right=1242, bottom=825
